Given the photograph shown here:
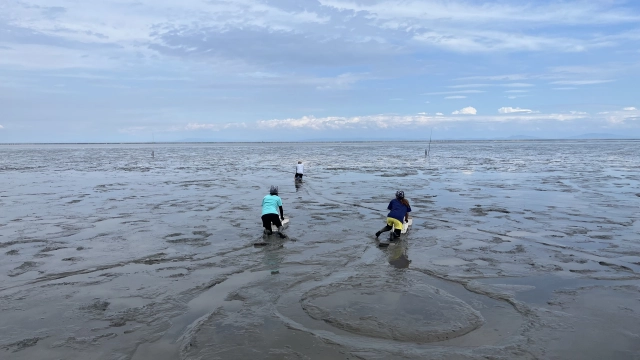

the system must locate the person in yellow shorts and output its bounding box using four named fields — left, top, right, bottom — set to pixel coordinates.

left=375, top=191, right=411, bottom=240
